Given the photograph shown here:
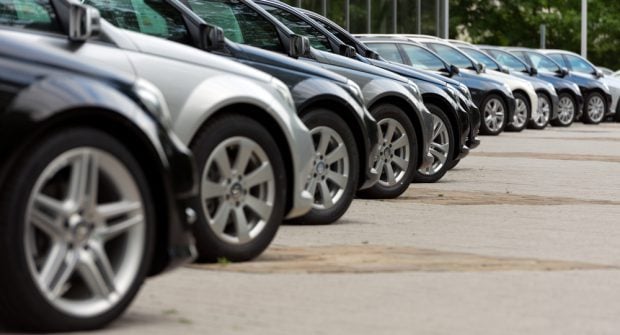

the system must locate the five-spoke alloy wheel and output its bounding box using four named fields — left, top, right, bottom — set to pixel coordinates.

left=0, top=128, right=153, bottom=332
